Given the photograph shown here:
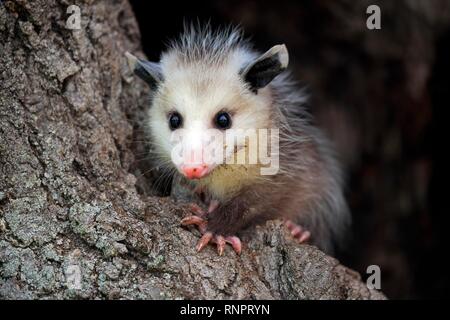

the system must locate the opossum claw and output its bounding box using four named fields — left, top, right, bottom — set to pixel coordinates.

left=208, top=200, right=220, bottom=213
left=181, top=215, right=208, bottom=234
left=285, top=220, right=311, bottom=244
left=215, top=235, right=226, bottom=256
left=181, top=215, right=204, bottom=226
left=298, top=231, right=311, bottom=243
left=225, top=236, right=242, bottom=255
left=188, top=203, right=206, bottom=217
left=196, top=232, right=213, bottom=252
